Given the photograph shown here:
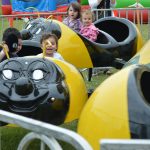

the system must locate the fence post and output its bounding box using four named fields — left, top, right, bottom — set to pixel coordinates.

left=8, top=17, right=14, bottom=27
